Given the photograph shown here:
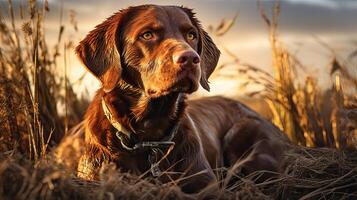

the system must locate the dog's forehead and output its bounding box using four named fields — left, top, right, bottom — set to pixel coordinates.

left=160, top=6, right=192, bottom=24
left=125, top=5, right=193, bottom=32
